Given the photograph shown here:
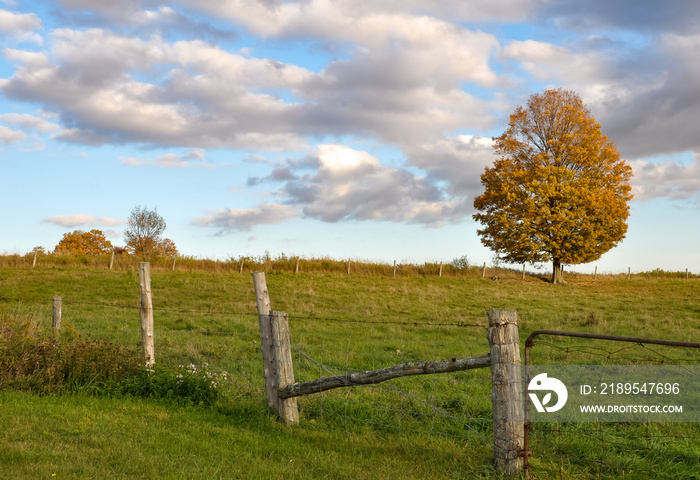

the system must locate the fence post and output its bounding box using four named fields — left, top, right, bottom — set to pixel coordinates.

left=270, top=310, right=299, bottom=424
left=138, top=262, right=155, bottom=364
left=295, top=257, right=300, bottom=274
left=439, top=262, right=443, bottom=277
left=252, top=271, right=277, bottom=410
left=628, top=267, right=631, bottom=280
left=171, top=257, right=176, bottom=272
left=522, top=264, right=526, bottom=280
left=487, top=309, right=524, bottom=476
left=347, top=260, right=351, bottom=275
left=109, top=249, right=115, bottom=270
left=594, top=266, right=598, bottom=280
left=482, top=262, right=487, bottom=279
left=52, top=295, right=62, bottom=335
left=393, top=260, right=397, bottom=277
left=240, top=258, right=244, bottom=274
left=32, top=248, right=38, bottom=267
